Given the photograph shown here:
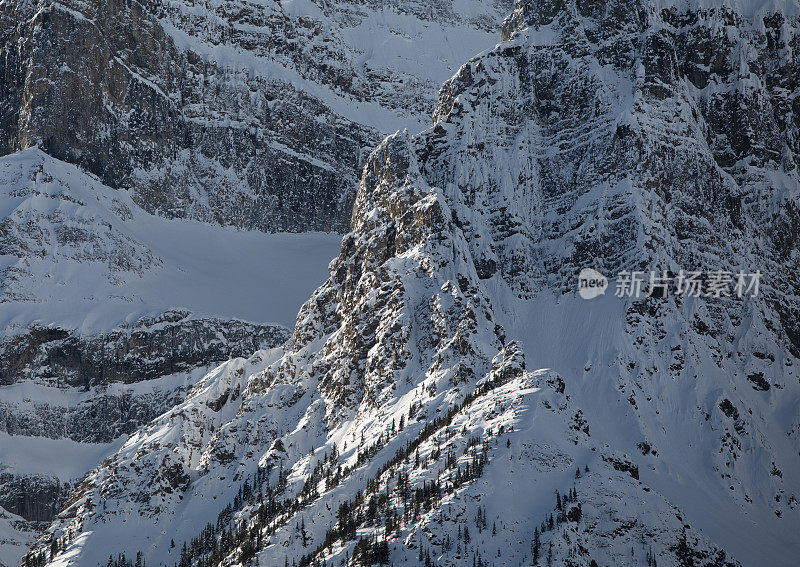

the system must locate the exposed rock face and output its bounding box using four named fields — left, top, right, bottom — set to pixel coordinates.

left=0, top=311, right=288, bottom=391
left=0, top=0, right=511, bottom=233
left=28, top=0, right=800, bottom=555
left=0, top=6, right=513, bottom=553
left=414, top=4, right=800, bottom=558
left=0, top=475, right=70, bottom=525
left=0, top=139, right=318, bottom=567
left=0, top=310, right=288, bottom=447
left=0, top=310, right=288, bottom=565
left=28, top=120, right=740, bottom=564
left=0, top=0, right=366, bottom=232
left=430, top=0, right=799, bottom=303
left=13, top=0, right=800, bottom=566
